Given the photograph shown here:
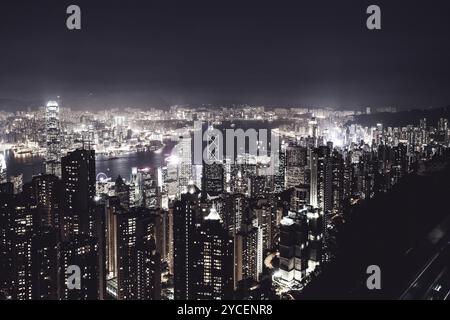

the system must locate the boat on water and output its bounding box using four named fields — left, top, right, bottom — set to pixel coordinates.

left=12, top=146, right=41, bottom=156
left=96, top=140, right=165, bottom=160
left=16, top=148, right=33, bottom=155
left=147, top=140, right=164, bottom=152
